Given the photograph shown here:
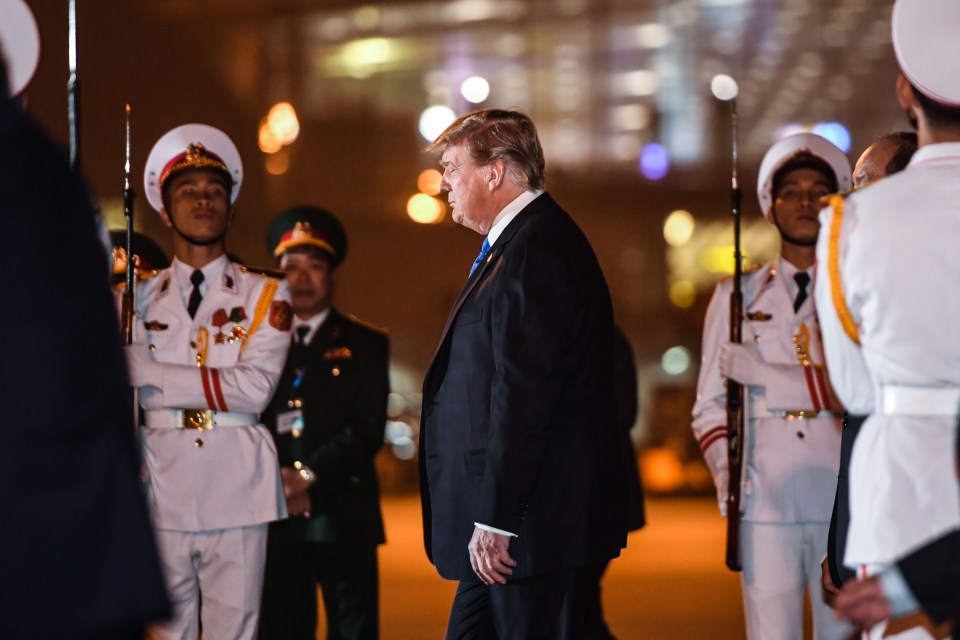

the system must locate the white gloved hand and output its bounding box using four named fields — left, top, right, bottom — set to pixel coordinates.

left=719, top=342, right=769, bottom=387
left=125, top=341, right=164, bottom=389
left=714, top=469, right=729, bottom=517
